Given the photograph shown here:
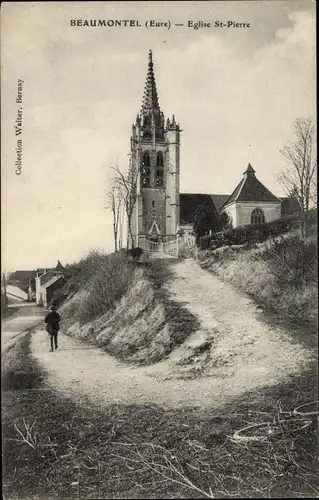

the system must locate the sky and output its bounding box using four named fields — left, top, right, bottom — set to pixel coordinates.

left=1, top=0, right=316, bottom=271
